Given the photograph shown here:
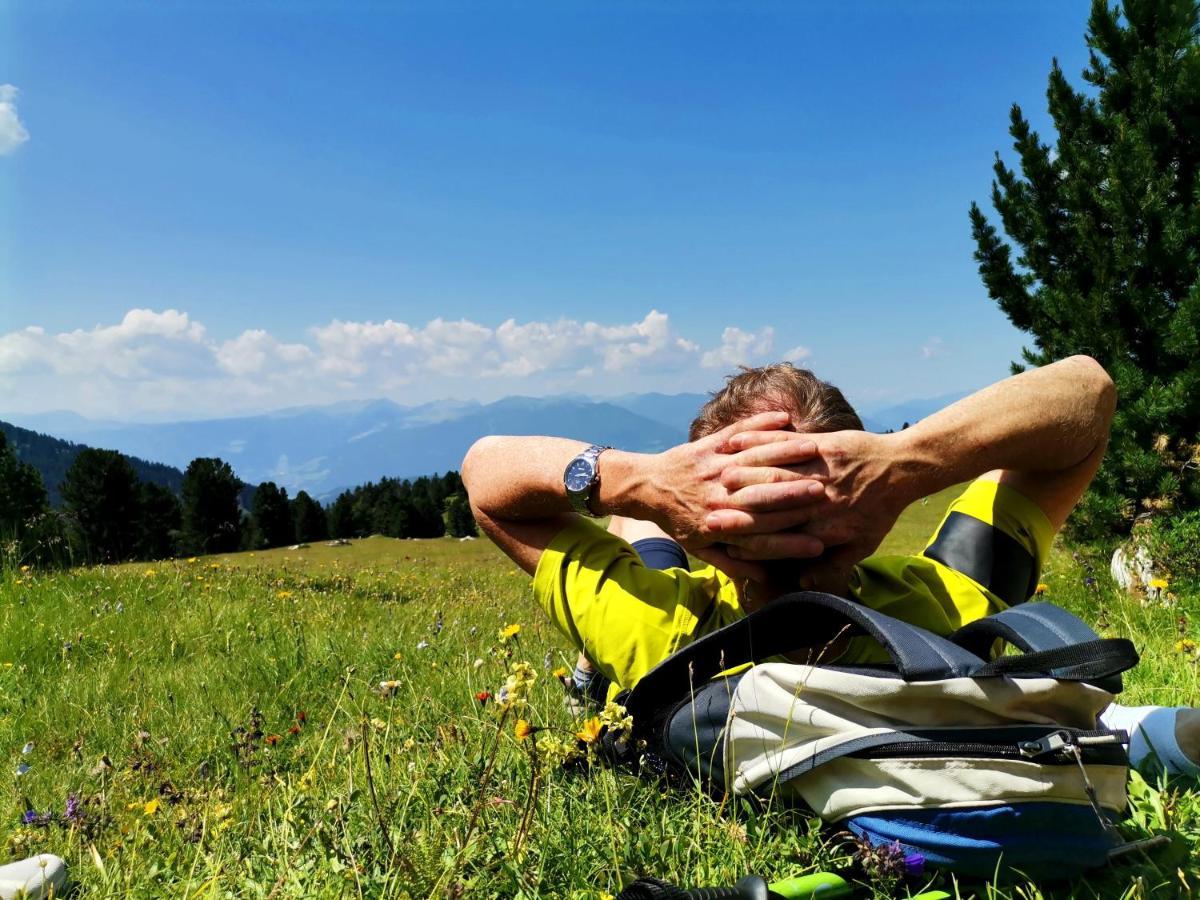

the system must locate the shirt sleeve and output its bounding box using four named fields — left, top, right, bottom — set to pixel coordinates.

left=531, top=518, right=723, bottom=692
left=920, top=478, right=1055, bottom=607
